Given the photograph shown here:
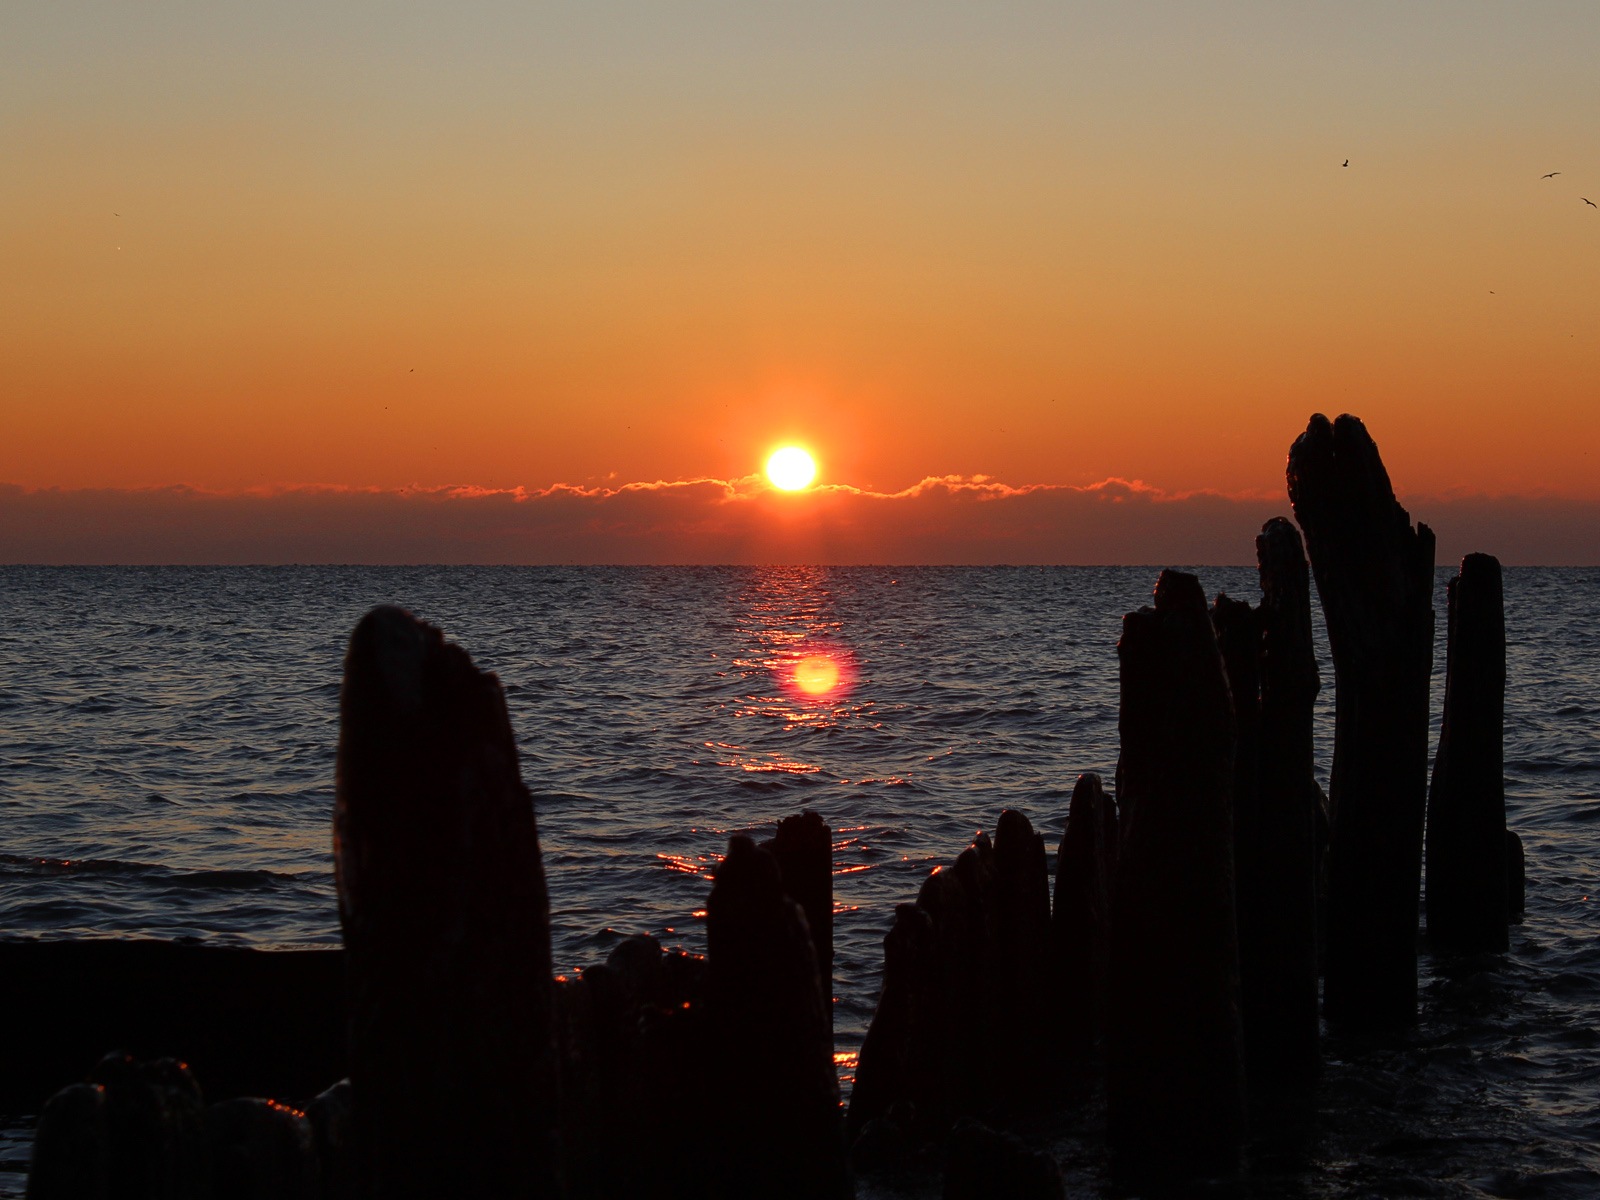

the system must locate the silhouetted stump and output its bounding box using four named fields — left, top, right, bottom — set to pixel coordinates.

left=1106, top=570, right=1246, bottom=1174
left=851, top=809, right=1062, bottom=1150
left=1288, top=414, right=1435, bottom=1032
left=28, top=1054, right=208, bottom=1200
left=705, top=835, right=848, bottom=1200
left=308, top=1080, right=355, bottom=1200
left=1427, top=554, right=1511, bottom=953
left=207, top=1097, right=318, bottom=1200
left=554, top=936, right=714, bottom=1200
left=941, top=1119, right=1065, bottom=1200
left=334, top=605, right=559, bottom=1198
left=765, top=810, right=837, bottom=1039
left=989, top=809, right=1055, bottom=1104
left=628, top=950, right=712, bottom=1199
left=1050, top=773, right=1115, bottom=1075
left=935, top=836, right=1008, bottom=1120
left=1236, top=518, right=1323, bottom=1096
left=27, top=1083, right=111, bottom=1199
left=847, top=903, right=940, bottom=1152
